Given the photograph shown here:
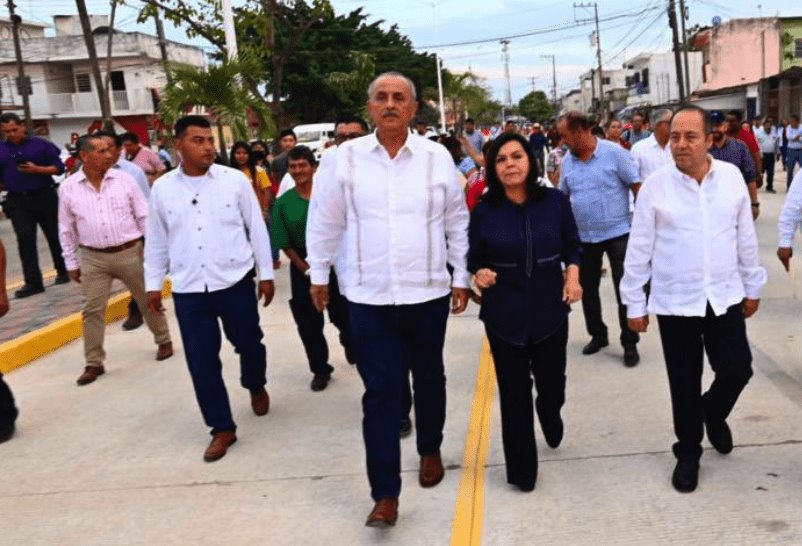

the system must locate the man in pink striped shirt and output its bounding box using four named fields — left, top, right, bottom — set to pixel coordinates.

left=58, top=134, right=172, bottom=386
